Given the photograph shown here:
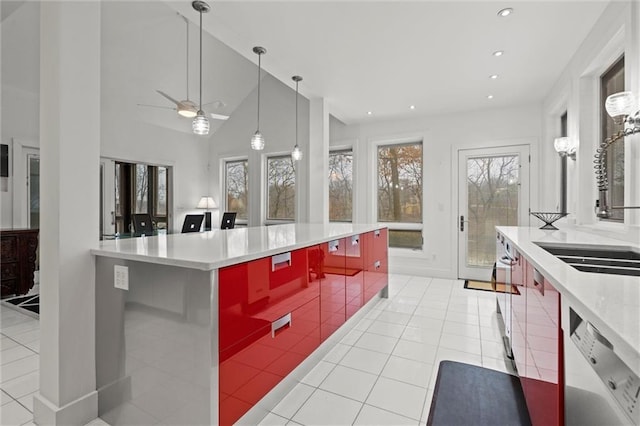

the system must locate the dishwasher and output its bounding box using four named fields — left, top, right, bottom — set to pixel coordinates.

left=495, top=232, right=516, bottom=360
left=564, top=306, right=640, bottom=425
